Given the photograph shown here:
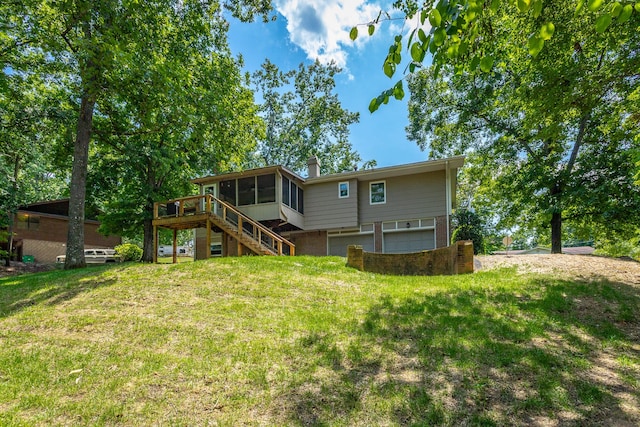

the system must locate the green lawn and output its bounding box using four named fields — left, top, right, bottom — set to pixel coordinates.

left=1, top=256, right=638, bottom=426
